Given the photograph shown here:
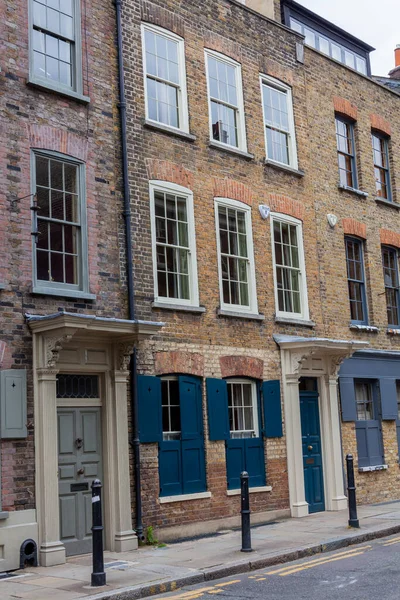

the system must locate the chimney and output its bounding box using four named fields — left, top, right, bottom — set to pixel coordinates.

left=244, top=0, right=276, bottom=20
left=389, top=44, right=400, bottom=80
